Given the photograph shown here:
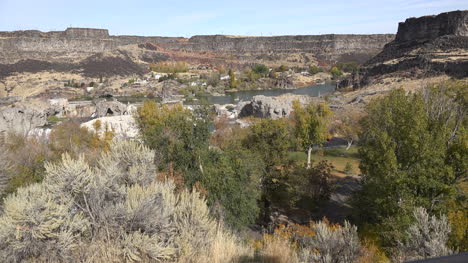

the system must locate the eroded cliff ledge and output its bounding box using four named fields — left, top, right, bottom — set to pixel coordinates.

left=338, top=10, right=468, bottom=90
